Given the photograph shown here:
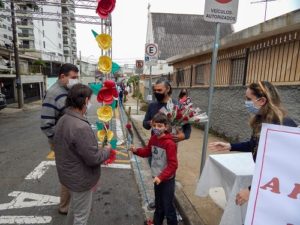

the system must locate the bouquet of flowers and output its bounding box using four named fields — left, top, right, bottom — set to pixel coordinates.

left=159, top=99, right=208, bottom=132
